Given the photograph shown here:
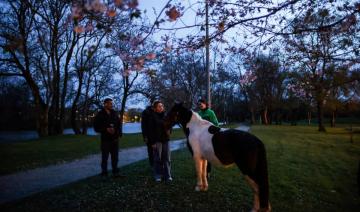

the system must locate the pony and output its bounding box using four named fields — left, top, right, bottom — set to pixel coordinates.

left=164, top=103, right=271, bottom=212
